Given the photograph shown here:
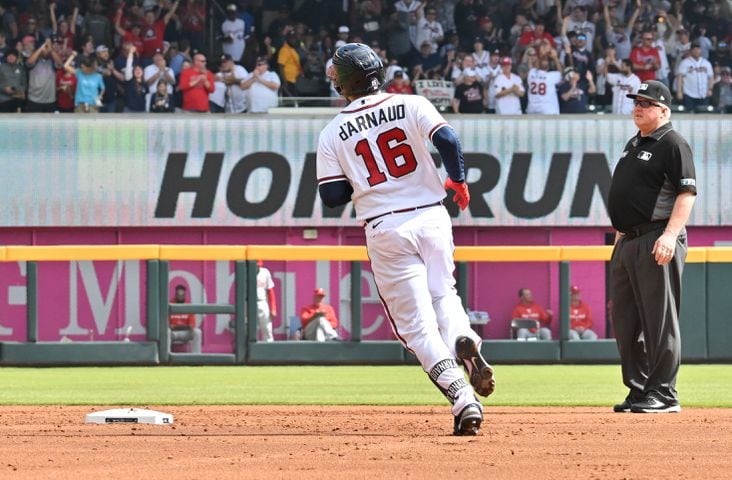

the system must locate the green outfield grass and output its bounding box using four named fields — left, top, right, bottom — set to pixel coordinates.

left=0, top=365, right=730, bottom=407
